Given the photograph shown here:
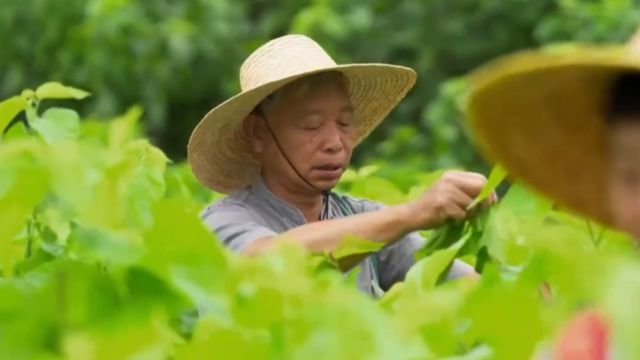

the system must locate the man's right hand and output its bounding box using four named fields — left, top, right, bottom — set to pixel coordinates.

left=405, top=170, right=497, bottom=231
